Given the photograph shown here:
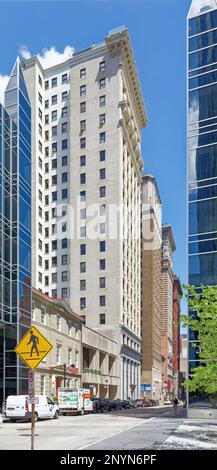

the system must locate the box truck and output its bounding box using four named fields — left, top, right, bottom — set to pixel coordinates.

left=58, top=388, right=93, bottom=415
